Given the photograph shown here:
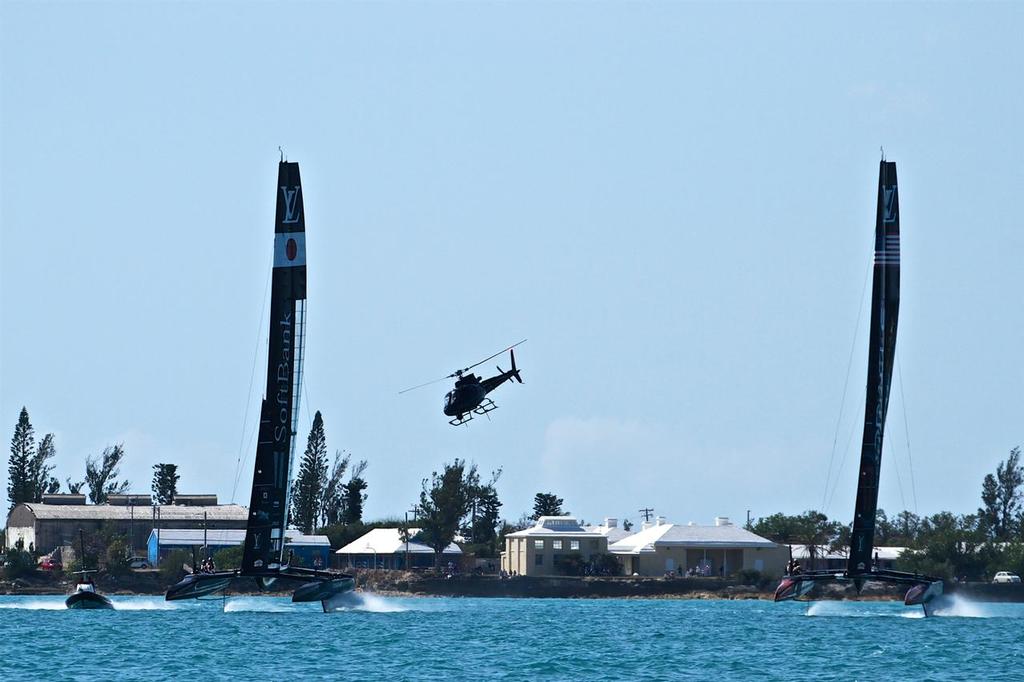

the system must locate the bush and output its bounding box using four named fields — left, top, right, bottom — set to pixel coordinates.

left=213, top=545, right=243, bottom=570
left=160, top=549, right=193, bottom=582
left=736, top=569, right=772, bottom=589
left=554, top=554, right=586, bottom=576
left=590, top=553, right=621, bottom=576
left=2, top=546, right=36, bottom=579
